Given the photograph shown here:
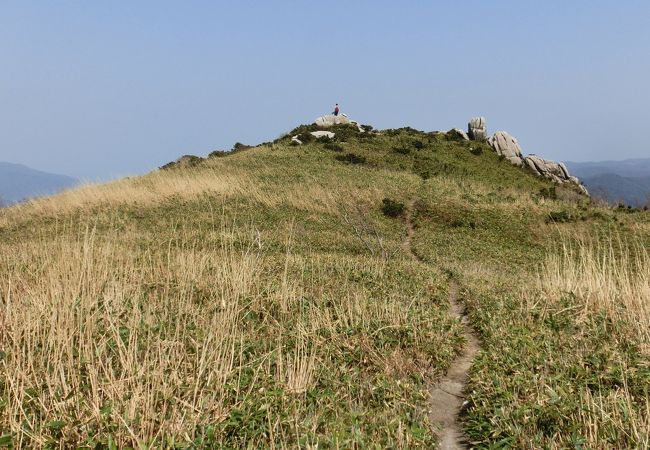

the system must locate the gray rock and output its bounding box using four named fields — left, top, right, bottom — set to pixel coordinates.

left=487, top=131, right=524, bottom=166
left=310, top=131, right=335, bottom=139
left=315, top=114, right=352, bottom=127
left=314, top=114, right=365, bottom=132
left=468, top=116, right=487, bottom=141
left=524, top=155, right=582, bottom=186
